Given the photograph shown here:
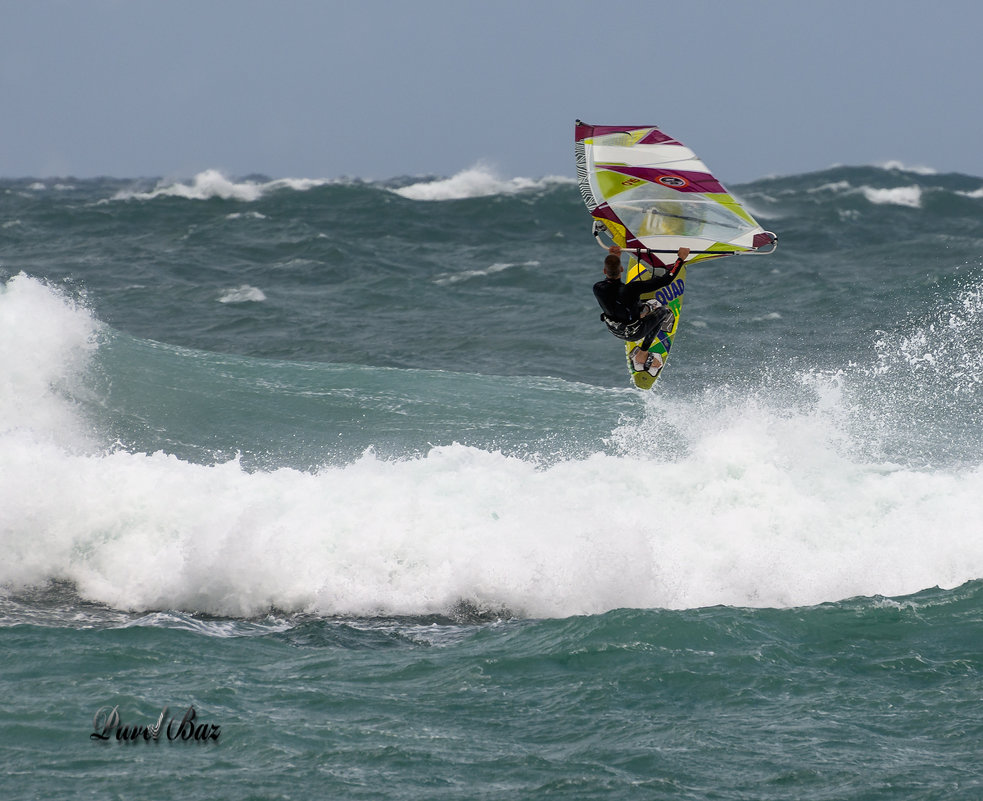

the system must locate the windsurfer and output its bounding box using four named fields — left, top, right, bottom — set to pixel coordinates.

left=592, top=245, right=689, bottom=374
